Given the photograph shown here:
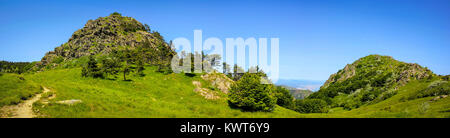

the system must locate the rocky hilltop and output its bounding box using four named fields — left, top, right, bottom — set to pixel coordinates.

left=309, top=55, right=436, bottom=109
left=39, top=12, right=171, bottom=66
left=322, top=55, right=434, bottom=89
